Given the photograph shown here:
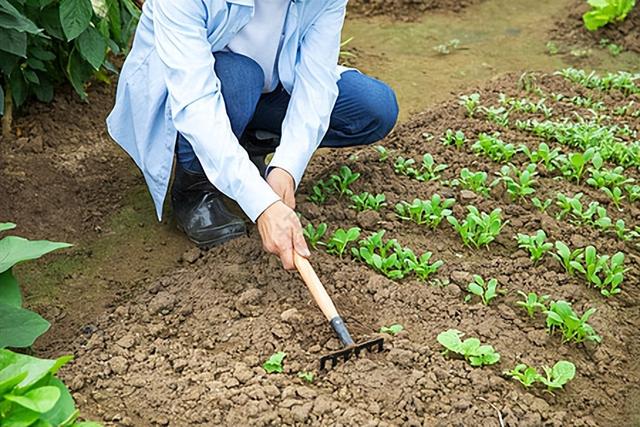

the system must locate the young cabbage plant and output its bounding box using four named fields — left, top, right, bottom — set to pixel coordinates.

left=504, top=364, right=539, bottom=388
left=374, top=145, right=389, bottom=161
left=437, top=329, right=501, bottom=367
left=395, top=195, right=455, bottom=229
left=326, top=227, right=361, bottom=257
left=447, top=207, right=506, bottom=249
left=459, top=93, right=481, bottom=117
left=465, top=275, right=499, bottom=305
left=575, top=246, right=626, bottom=296
left=331, top=166, right=361, bottom=197
left=405, top=251, right=444, bottom=281
left=263, top=352, right=286, bottom=374
left=583, top=0, right=636, bottom=31
left=350, top=192, right=387, bottom=212
left=297, top=371, right=314, bottom=383
left=303, top=223, right=327, bottom=249
left=440, top=129, right=467, bottom=149
left=492, top=164, right=538, bottom=200
left=537, top=360, right=576, bottom=392
left=394, top=156, right=420, bottom=179
left=556, top=148, right=596, bottom=183
left=601, top=186, right=625, bottom=210
left=516, top=230, right=553, bottom=263
left=552, top=241, right=585, bottom=276
left=545, top=300, right=601, bottom=344
left=516, top=291, right=550, bottom=318
left=420, top=154, right=448, bottom=181
left=452, top=168, right=490, bottom=197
